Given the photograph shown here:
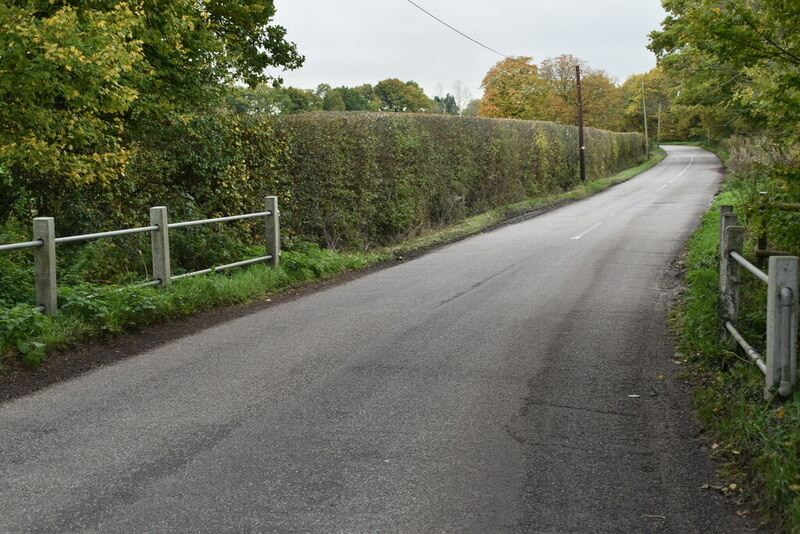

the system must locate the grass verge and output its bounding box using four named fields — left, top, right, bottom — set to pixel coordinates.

left=671, top=188, right=800, bottom=533
left=1, top=152, right=664, bottom=373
